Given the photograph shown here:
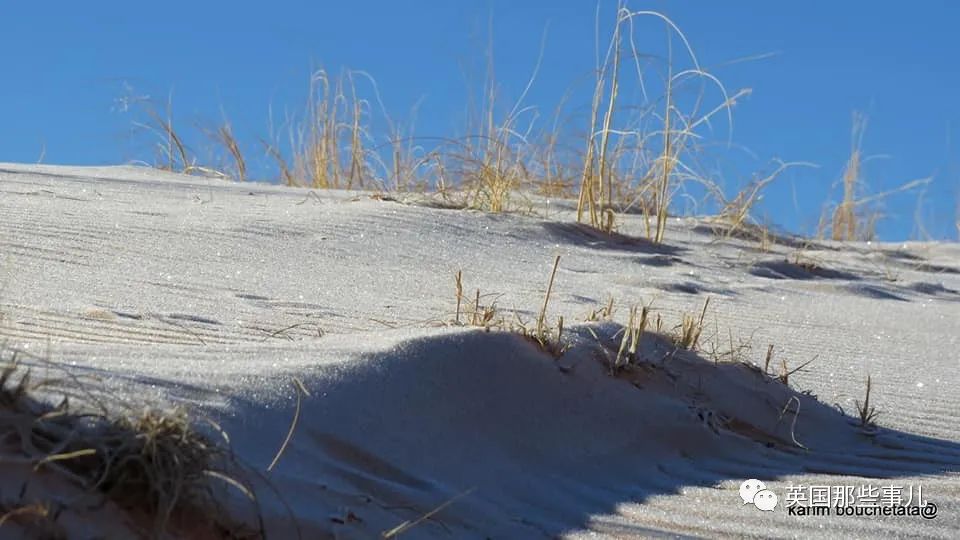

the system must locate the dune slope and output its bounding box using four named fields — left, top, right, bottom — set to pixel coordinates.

left=1, top=163, right=958, bottom=538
